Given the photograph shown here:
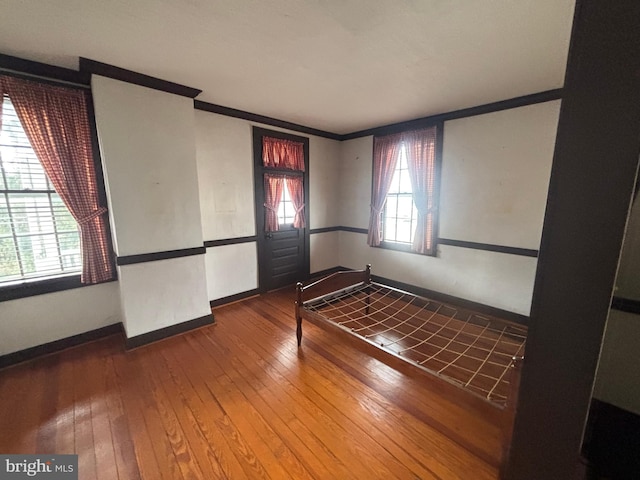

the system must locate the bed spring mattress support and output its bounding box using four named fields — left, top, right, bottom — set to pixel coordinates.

left=295, top=265, right=527, bottom=409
